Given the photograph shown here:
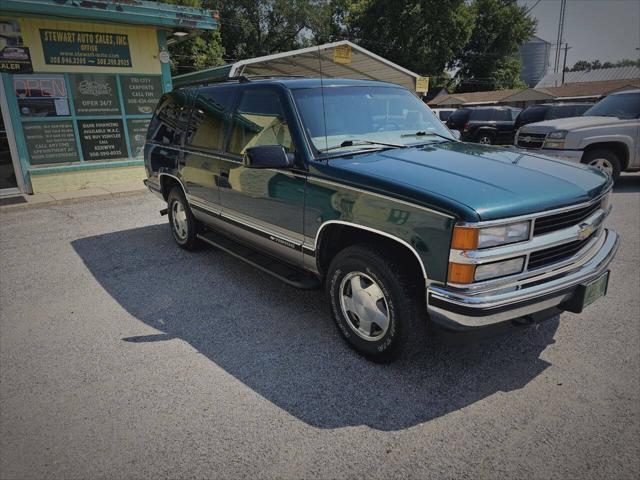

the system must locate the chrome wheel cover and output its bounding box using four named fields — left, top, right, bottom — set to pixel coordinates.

left=171, top=199, right=188, bottom=240
left=588, top=157, right=614, bottom=176
left=478, top=136, right=491, bottom=145
left=339, top=271, right=390, bottom=341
